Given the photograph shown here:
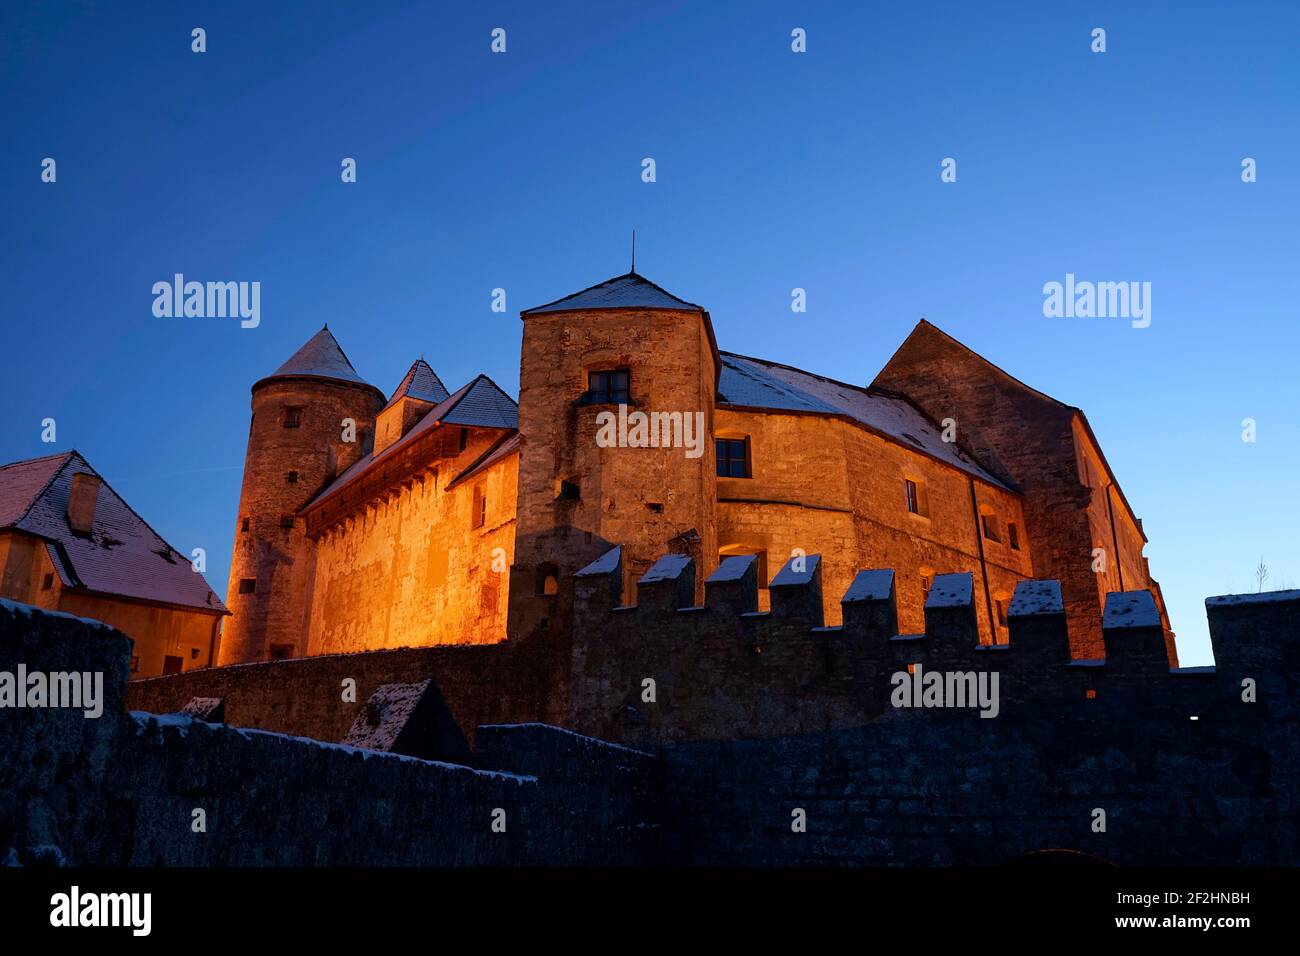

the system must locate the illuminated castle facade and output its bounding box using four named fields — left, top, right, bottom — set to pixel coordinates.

left=219, top=272, right=1175, bottom=668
